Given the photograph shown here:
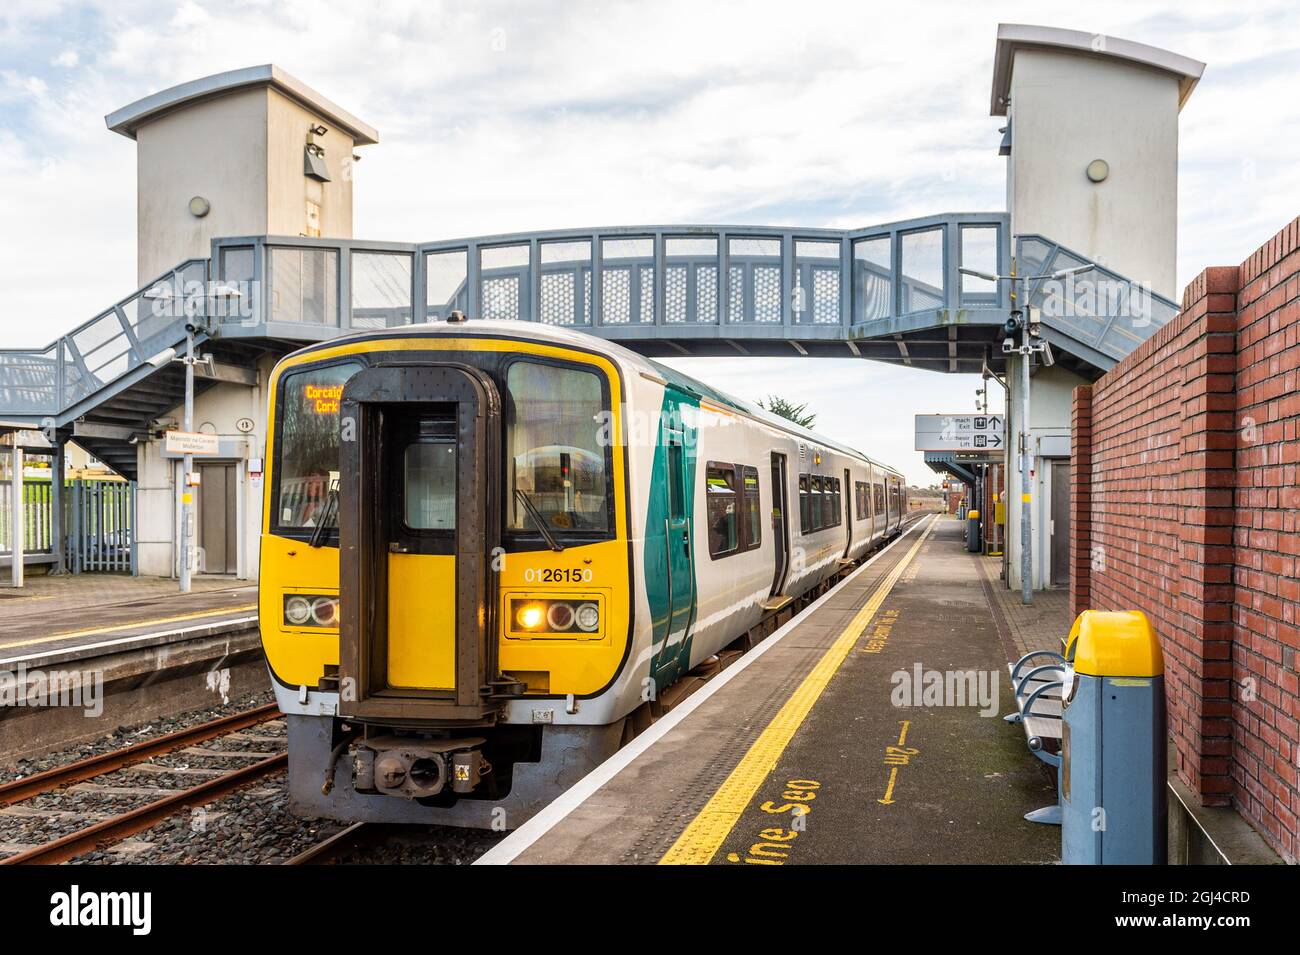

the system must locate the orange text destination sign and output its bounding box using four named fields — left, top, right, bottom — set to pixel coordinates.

left=304, top=384, right=343, bottom=414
